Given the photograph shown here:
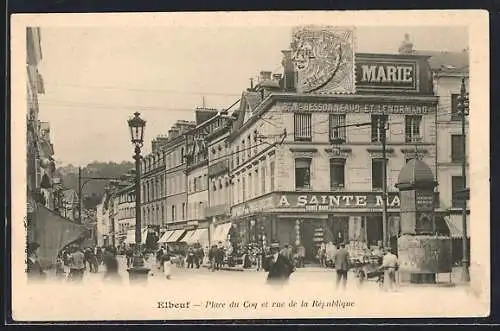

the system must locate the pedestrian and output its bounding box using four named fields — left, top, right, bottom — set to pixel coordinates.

left=185, top=247, right=192, bottom=268
left=156, top=247, right=164, bottom=269
left=215, top=245, right=224, bottom=270
left=96, top=246, right=103, bottom=266
left=333, top=242, right=350, bottom=290
left=161, top=250, right=172, bottom=280
left=68, top=245, right=86, bottom=283
left=103, top=247, right=121, bottom=283
left=264, top=243, right=295, bottom=285
left=209, top=245, right=217, bottom=271
left=296, top=244, right=305, bottom=268
left=255, top=245, right=263, bottom=271
left=126, top=246, right=134, bottom=268
left=55, top=254, right=66, bottom=280
left=382, top=248, right=399, bottom=291
left=26, top=242, right=46, bottom=281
